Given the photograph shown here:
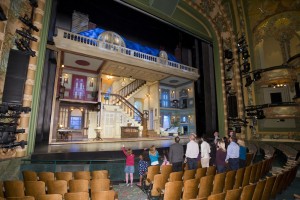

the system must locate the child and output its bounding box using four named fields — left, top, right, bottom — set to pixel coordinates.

left=161, top=150, right=170, bottom=166
left=149, top=145, right=160, bottom=166
left=137, top=154, right=149, bottom=187
left=122, top=144, right=135, bottom=187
